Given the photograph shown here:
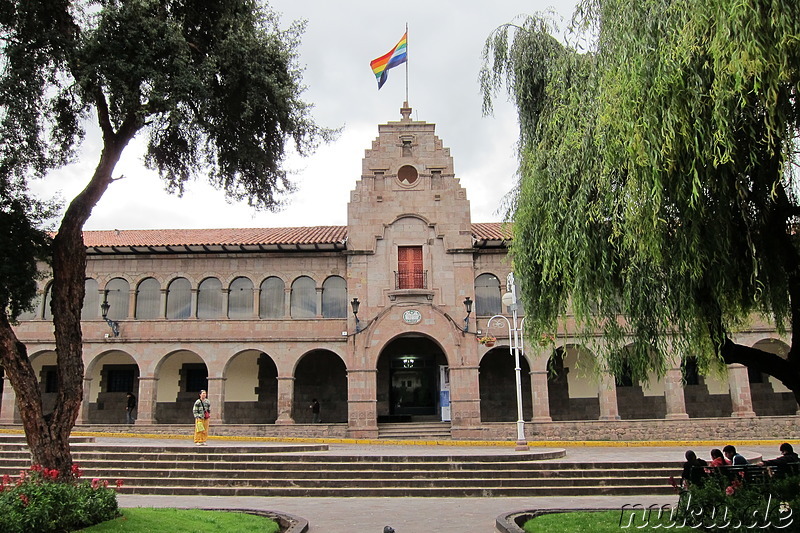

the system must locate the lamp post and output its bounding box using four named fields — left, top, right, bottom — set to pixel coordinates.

left=487, top=272, right=528, bottom=451
left=100, top=290, right=120, bottom=337
left=351, top=297, right=361, bottom=333
left=463, top=296, right=473, bottom=332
